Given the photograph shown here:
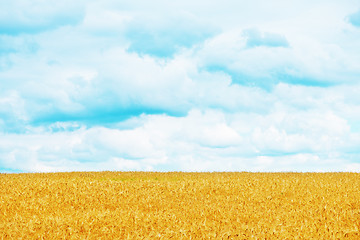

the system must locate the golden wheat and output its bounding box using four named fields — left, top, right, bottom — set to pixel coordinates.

left=1, top=172, right=359, bottom=239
